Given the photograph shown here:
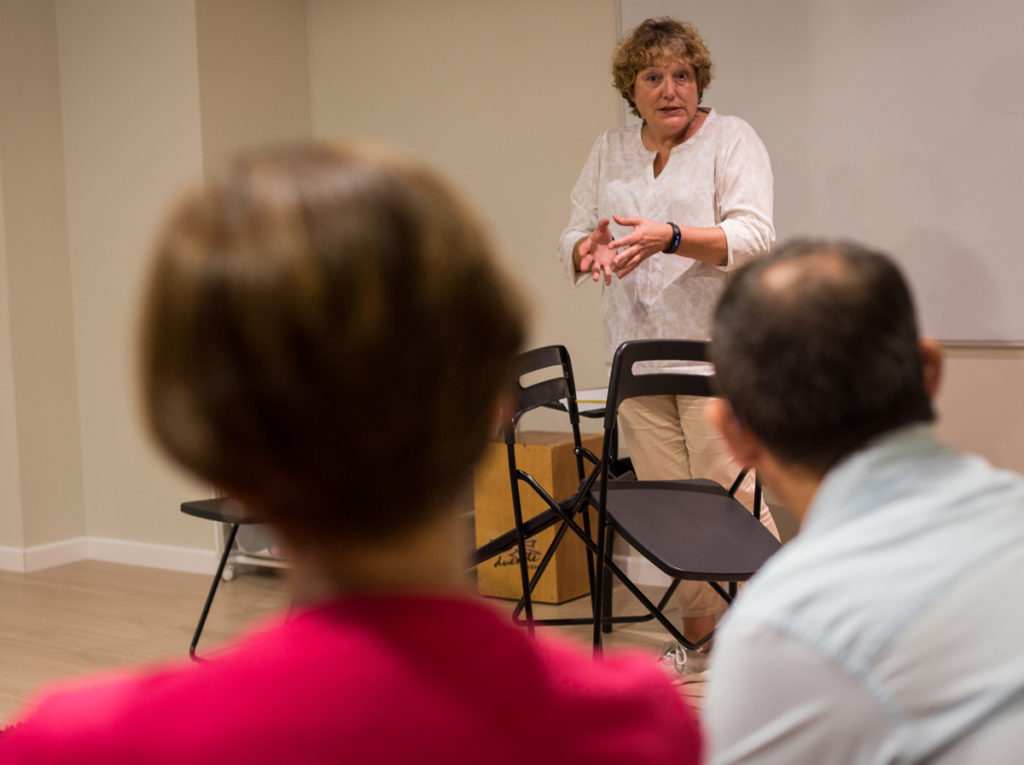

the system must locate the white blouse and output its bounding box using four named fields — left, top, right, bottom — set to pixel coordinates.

left=557, top=109, right=774, bottom=366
